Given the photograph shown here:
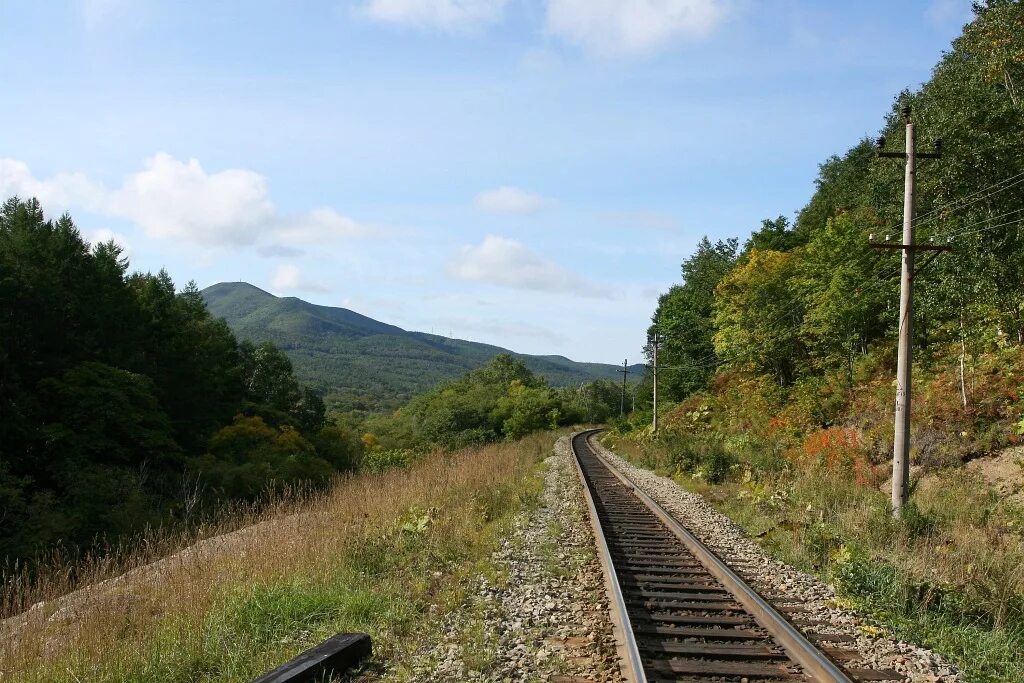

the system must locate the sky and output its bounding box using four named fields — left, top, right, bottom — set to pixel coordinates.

left=0, top=0, right=974, bottom=364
